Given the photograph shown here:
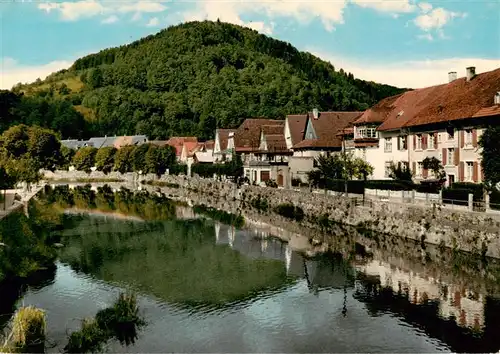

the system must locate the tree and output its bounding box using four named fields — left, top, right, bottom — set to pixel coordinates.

left=307, top=153, right=373, bottom=193
left=95, top=147, right=117, bottom=174
left=479, top=126, right=500, bottom=188
left=27, top=126, right=61, bottom=170
left=132, top=144, right=150, bottom=173
left=0, top=124, right=30, bottom=158
left=114, top=146, right=135, bottom=174
left=72, top=147, right=97, bottom=173
left=59, top=145, right=75, bottom=170
left=422, top=157, right=446, bottom=181
left=388, top=161, right=413, bottom=181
